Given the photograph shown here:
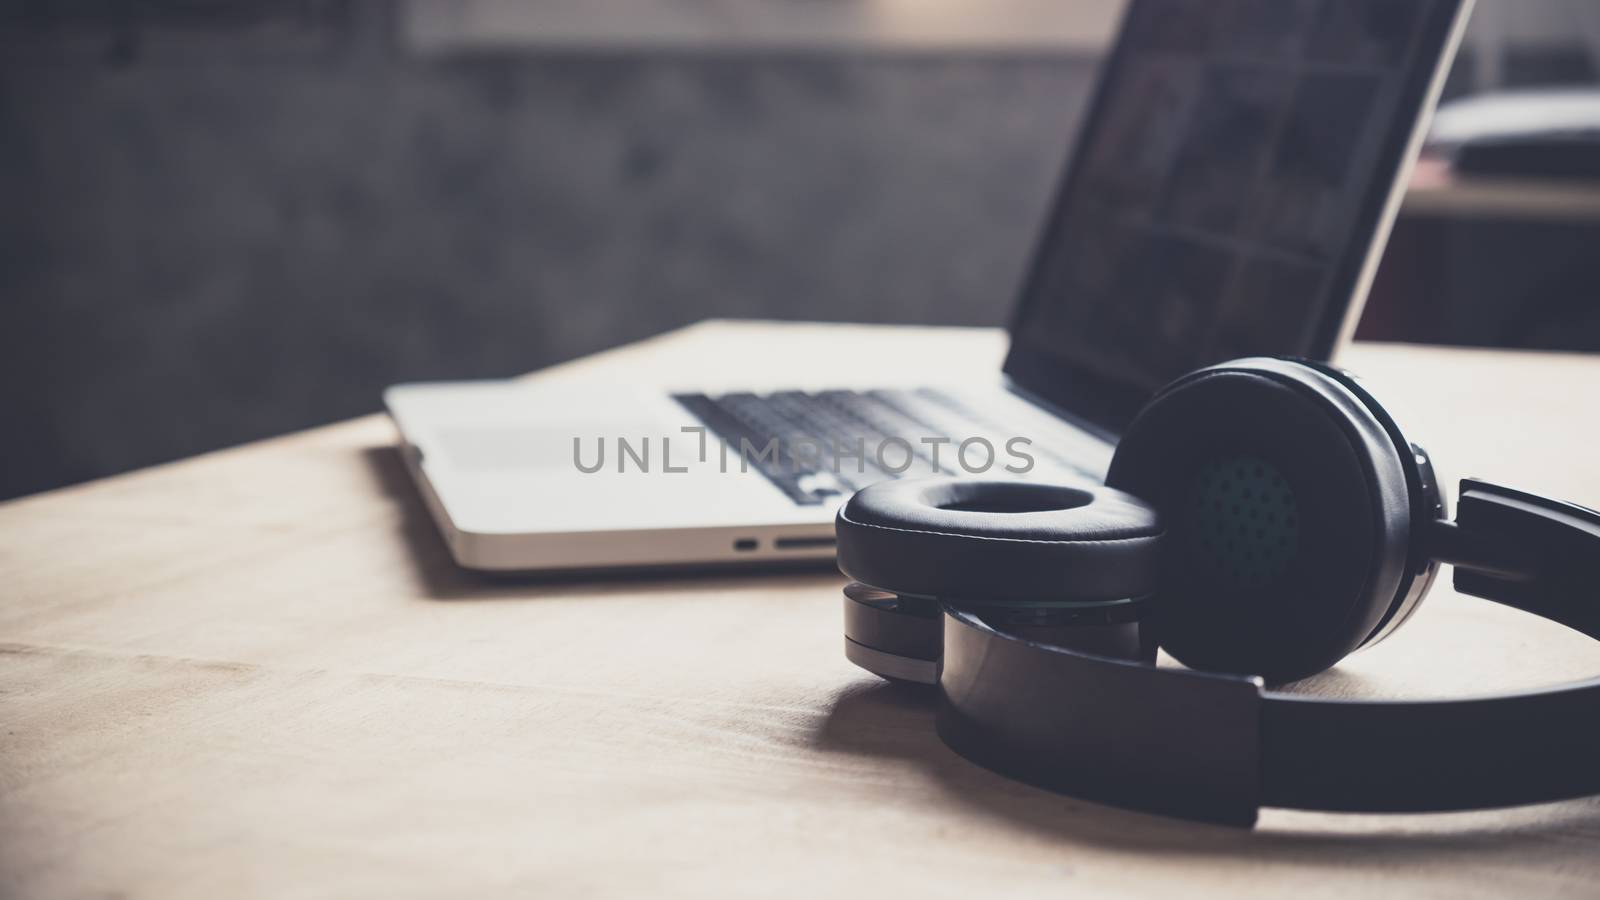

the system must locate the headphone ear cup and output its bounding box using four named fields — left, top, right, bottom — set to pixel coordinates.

left=1105, top=360, right=1413, bottom=683
left=834, top=477, right=1163, bottom=604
